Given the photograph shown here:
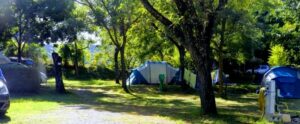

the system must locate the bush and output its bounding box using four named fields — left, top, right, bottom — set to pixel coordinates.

left=57, top=65, right=115, bottom=80
left=0, top=62, right=41, bottom=93
left=268, top=44, right=289, bottom=66
left=91, top=66, right=115, bottom=80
